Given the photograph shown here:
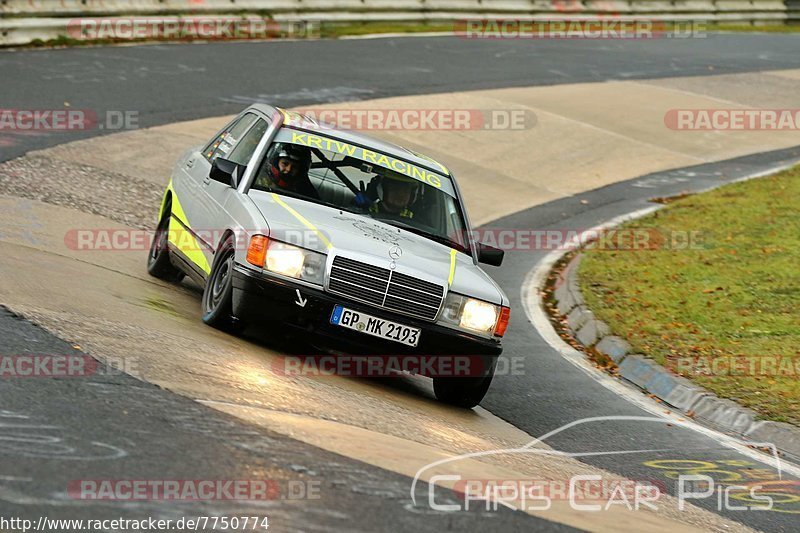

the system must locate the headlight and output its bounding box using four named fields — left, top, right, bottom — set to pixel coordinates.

left=266, top=241, right=305, bottom=277
left=438, top=292, right=508, bottom=337
left=247, top=236, right=326, bottom=285
left=461, top=299, right=498, bottom=332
